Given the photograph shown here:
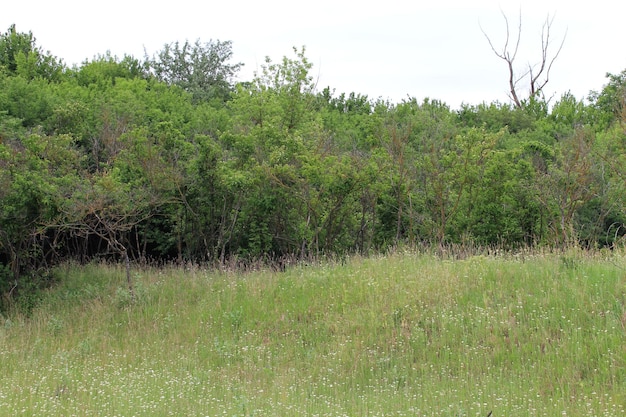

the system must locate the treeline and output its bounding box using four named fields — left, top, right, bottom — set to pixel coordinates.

left=1, top=25, right=625, bottom=298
